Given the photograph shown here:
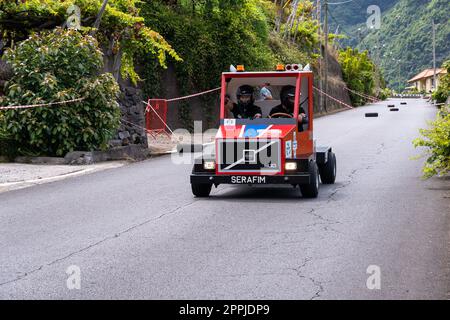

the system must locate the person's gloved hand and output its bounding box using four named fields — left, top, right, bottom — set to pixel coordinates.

left=298, top=113, right=305, bottom=121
